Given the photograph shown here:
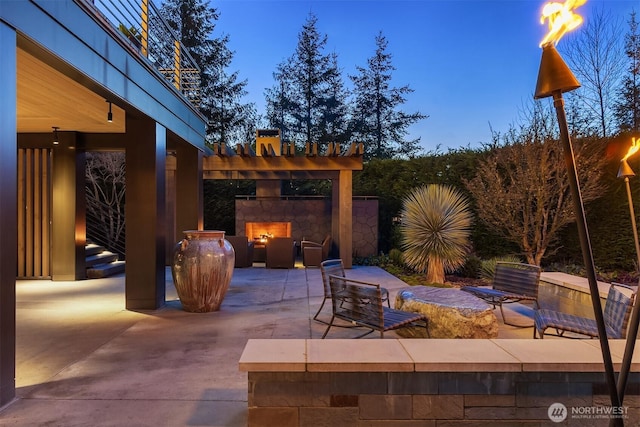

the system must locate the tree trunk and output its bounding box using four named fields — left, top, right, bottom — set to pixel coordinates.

left=426, top=257, right=445, bottom=285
